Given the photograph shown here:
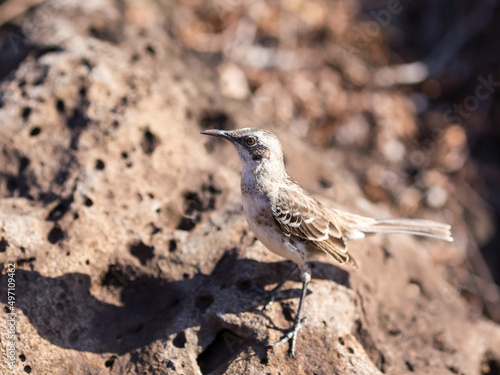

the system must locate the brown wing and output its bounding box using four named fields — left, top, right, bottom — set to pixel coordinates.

left=271, top=184, right=357, bottom=267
